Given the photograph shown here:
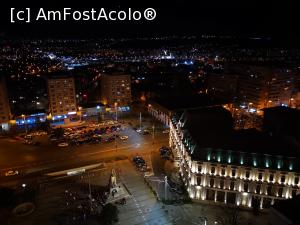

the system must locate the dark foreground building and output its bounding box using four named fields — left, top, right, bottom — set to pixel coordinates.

left=268, top=195, right=300, bottom=225
left=263, top=106, right=300, bottom=144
